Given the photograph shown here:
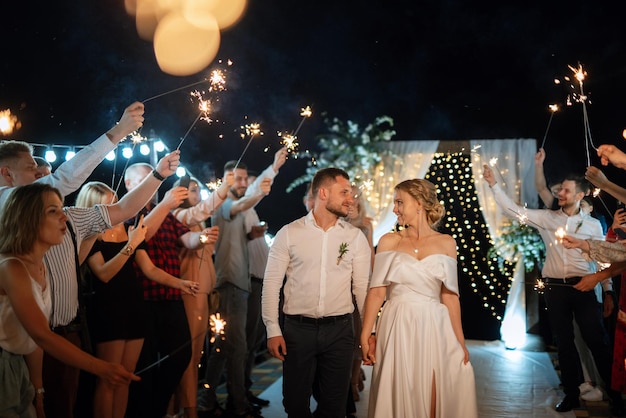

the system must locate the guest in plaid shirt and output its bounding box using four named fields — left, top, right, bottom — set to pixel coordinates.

left=124, top=162, right=216, bottom=418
